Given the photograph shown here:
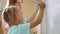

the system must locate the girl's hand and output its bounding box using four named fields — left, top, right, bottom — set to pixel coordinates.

left=2, top=20, right=9, bottom=34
